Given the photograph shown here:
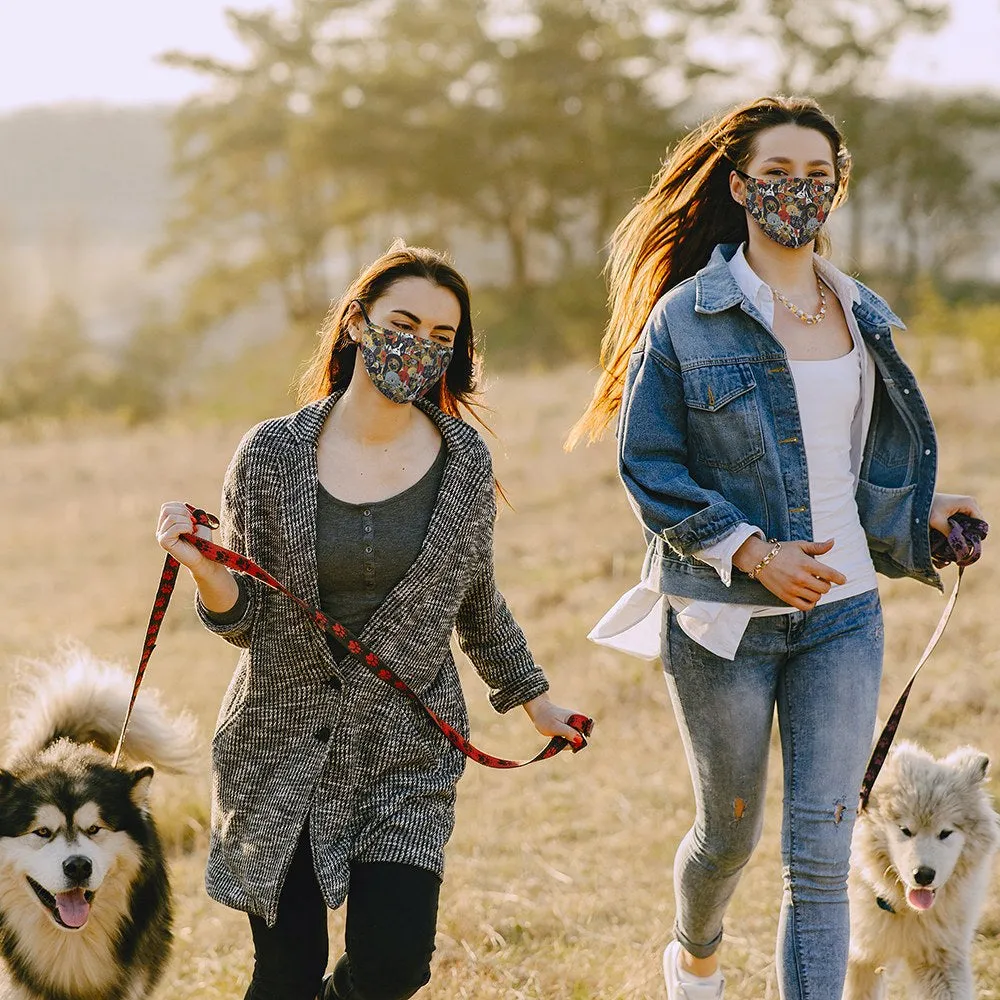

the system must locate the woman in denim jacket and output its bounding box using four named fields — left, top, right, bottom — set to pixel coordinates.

left=570, top=97, right=984, bottom=999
